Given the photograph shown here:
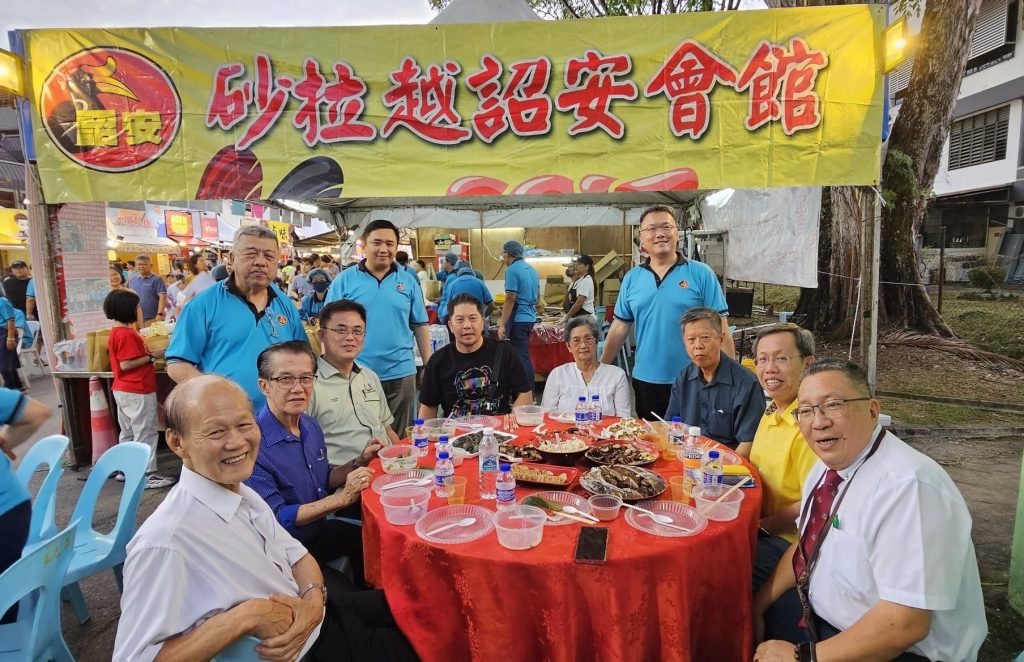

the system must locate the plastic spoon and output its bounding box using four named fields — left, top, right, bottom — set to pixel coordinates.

left=619, top=502, right=676, bottom=525
left=561, top=505, right=599, bottom=522
left=426, top=517, right=476, bottom=536
left=380, top=476, right=432, bottom=491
